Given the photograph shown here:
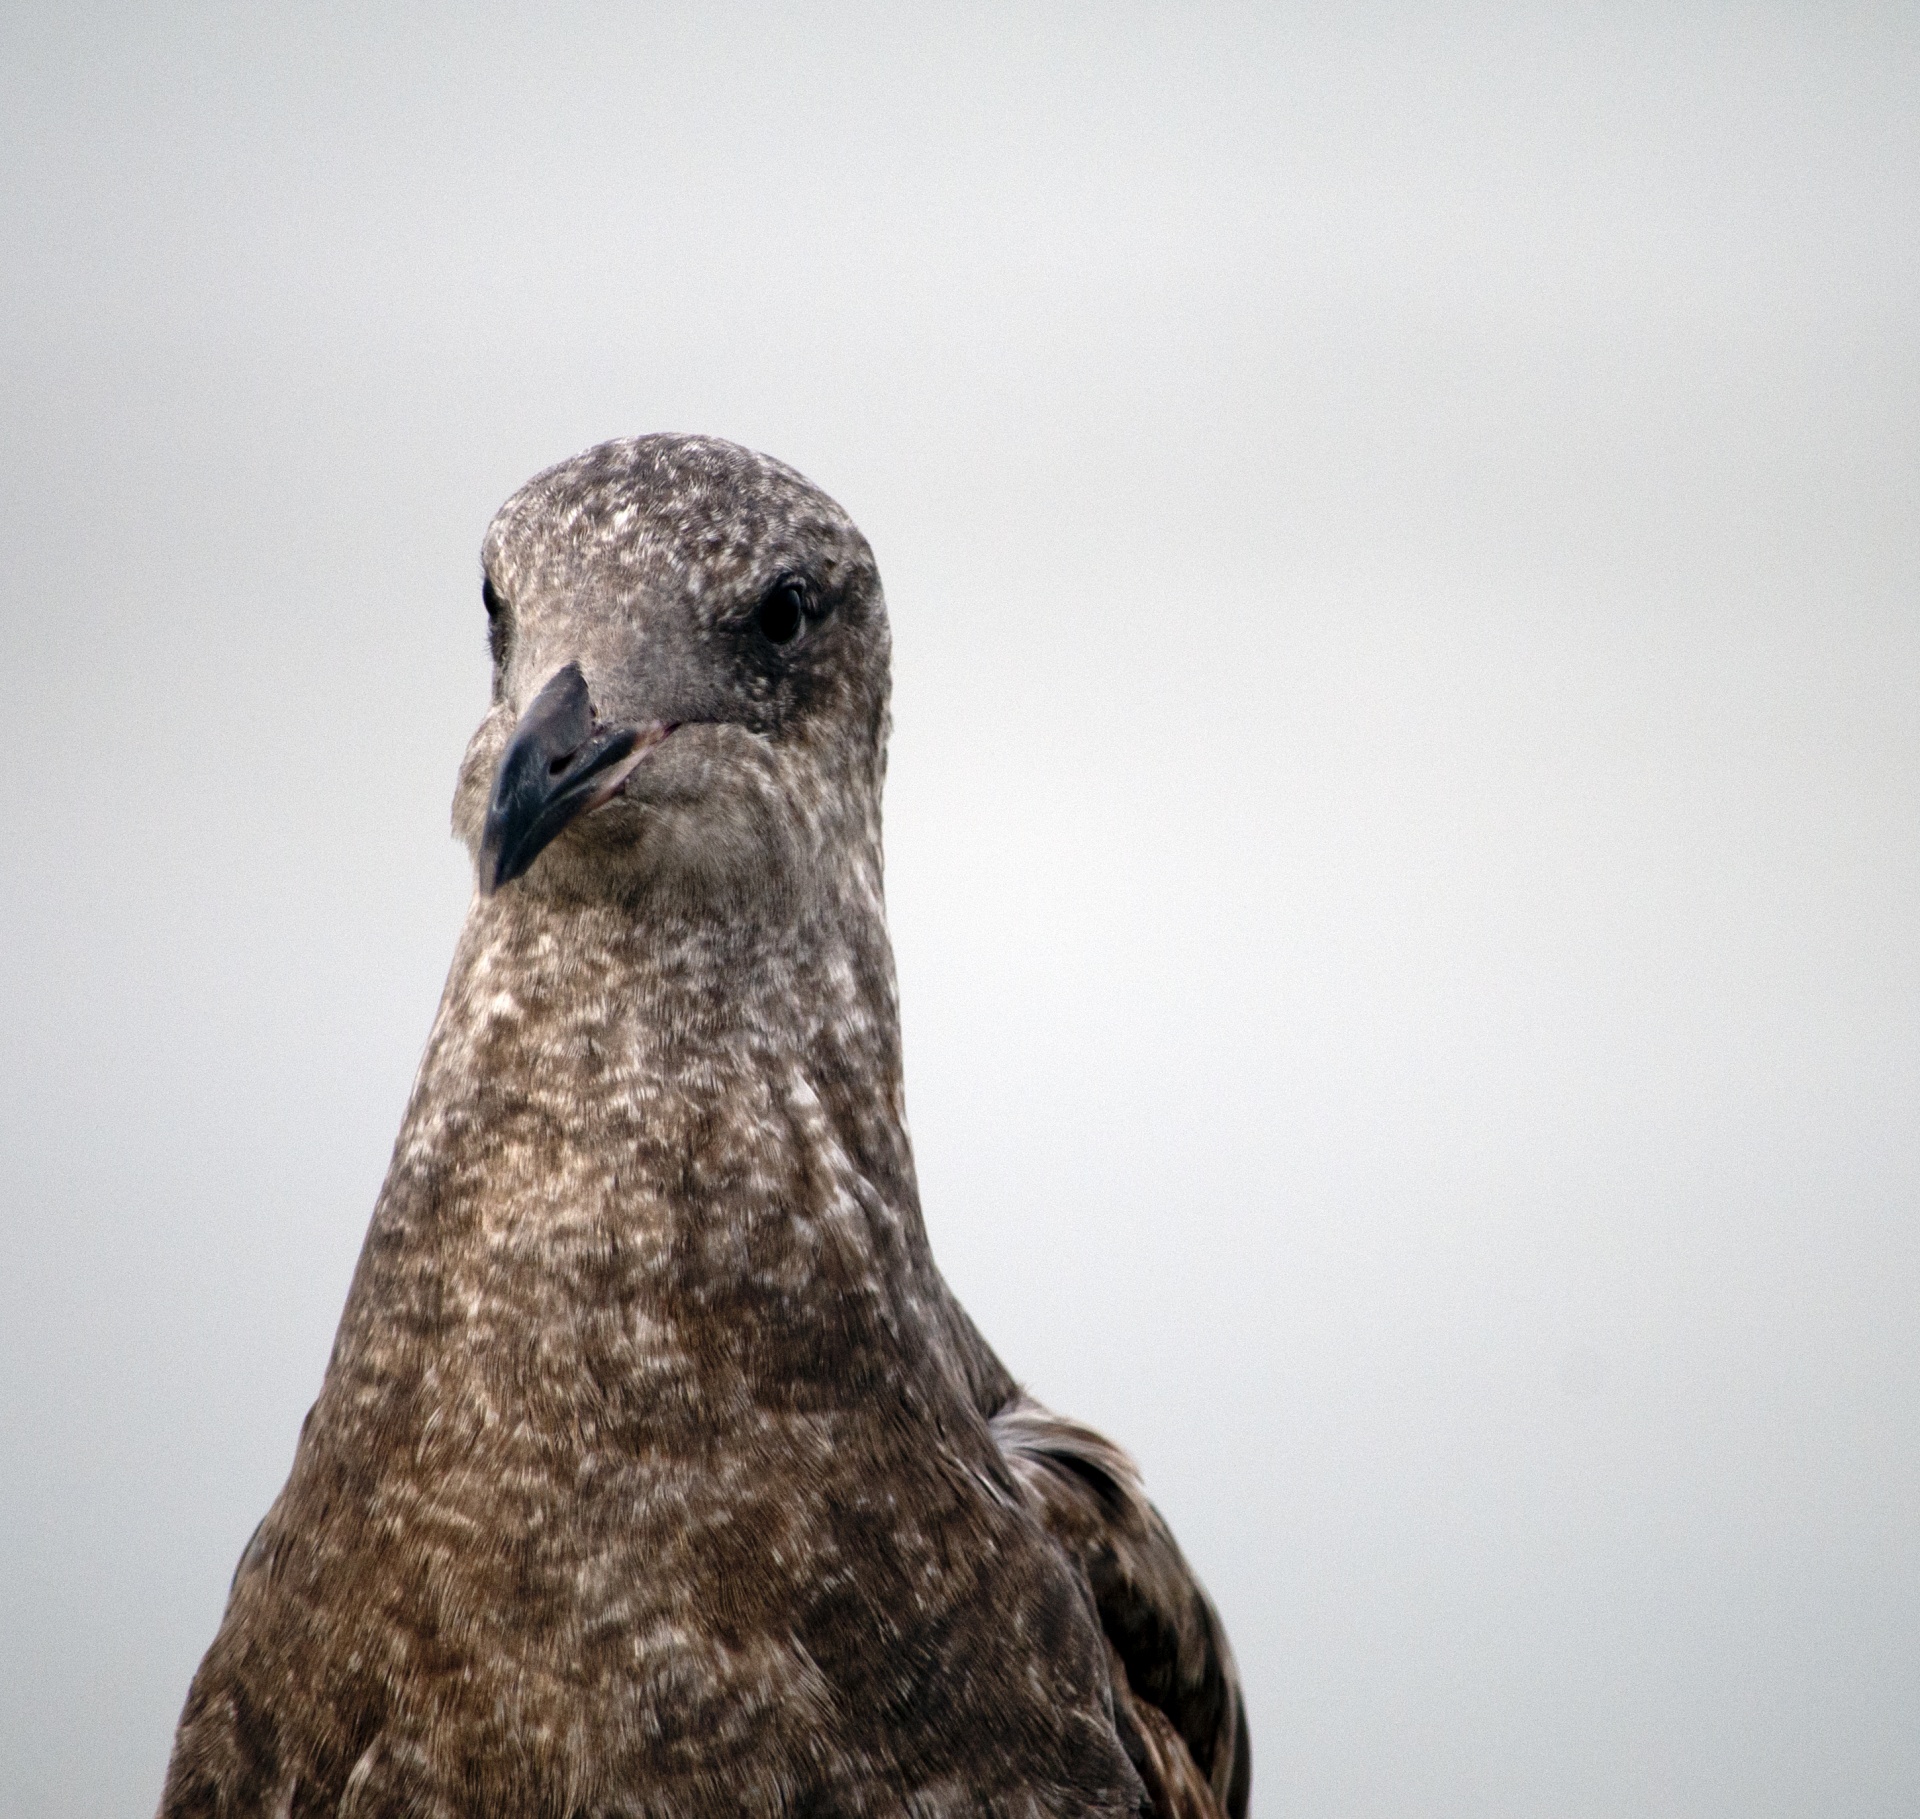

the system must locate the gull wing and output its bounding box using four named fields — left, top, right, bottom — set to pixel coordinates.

left=991, top=1396, right=1251, bottom=1819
